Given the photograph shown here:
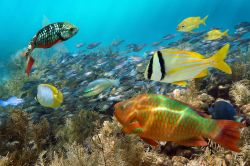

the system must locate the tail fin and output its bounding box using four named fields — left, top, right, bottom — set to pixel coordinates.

left=209, top=120, right=244, bottom=152
left=0, top=100, right=8, bottom=107
left=208, top=44, right=232, bottom=74
left=110, top=79, right=120, bottom=87
left=223, top=29, right=229, bottom=37
left=25, top=56, right=35, bottom=77
left=201, top=15, right=208, bottom=25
